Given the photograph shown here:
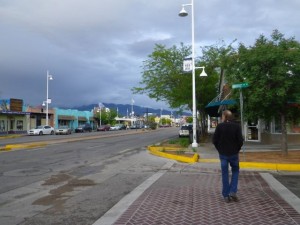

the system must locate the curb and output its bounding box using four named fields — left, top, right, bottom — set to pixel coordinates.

left=0, top=134, right=24, bottom=140
left=0, top=142, right=48, bottom=151
left=240, top=161, right=300, bottom=171
left=148, top=146, right=300, bottom=171
left=147, top=146, right=199, bottom=163
left=199, top=158, right=300, bottom=171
